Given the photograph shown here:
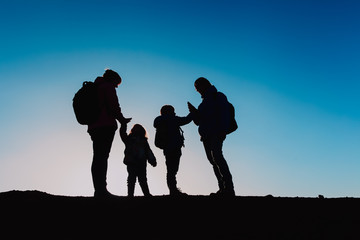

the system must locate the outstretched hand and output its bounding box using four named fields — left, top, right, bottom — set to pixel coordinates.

left=187, top=102, right=197, bottom=113
left=121, top=117, right=132, bottom=124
